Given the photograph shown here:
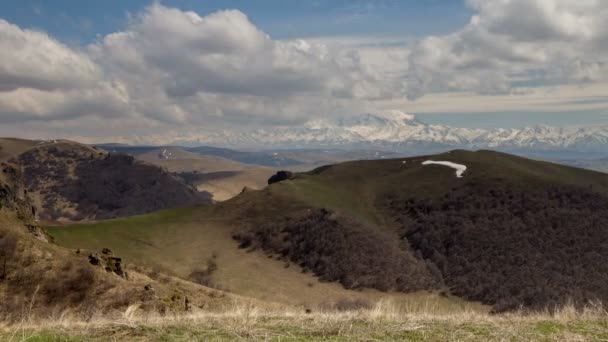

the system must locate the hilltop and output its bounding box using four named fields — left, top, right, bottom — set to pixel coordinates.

left=0, top=139, right=211, bottom=222
left=49, top=150, right=608, bottom=312
left=99, top=144, right=404, bottom=201
left=135, top=146, right=275, bottom=201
